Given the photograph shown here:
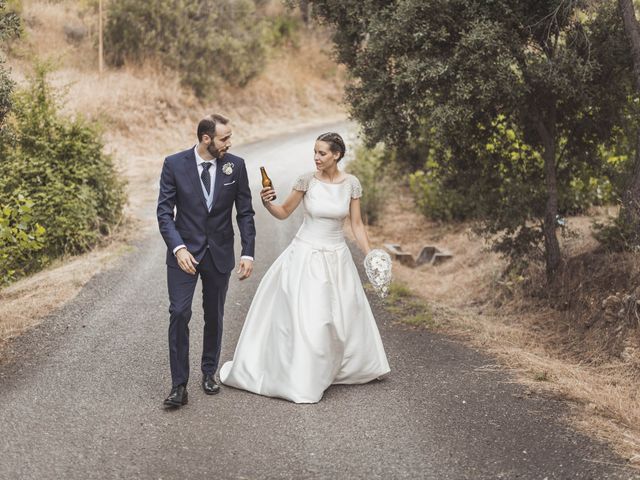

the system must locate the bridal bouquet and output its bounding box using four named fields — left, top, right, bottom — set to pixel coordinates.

left=364, top=249, right=393, bottom=299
